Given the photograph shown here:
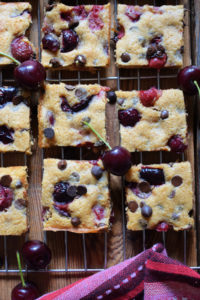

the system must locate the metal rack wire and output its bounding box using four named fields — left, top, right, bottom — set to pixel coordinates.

left=0, top=0, right=199, bottom=282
